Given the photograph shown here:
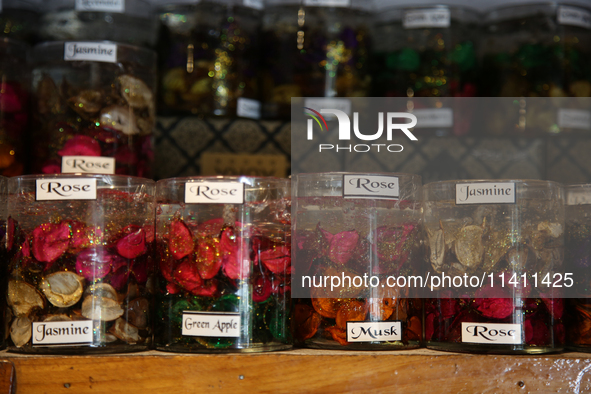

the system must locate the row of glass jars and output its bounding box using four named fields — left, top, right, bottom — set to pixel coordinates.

left=1, top=172, right=591, bottom=355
